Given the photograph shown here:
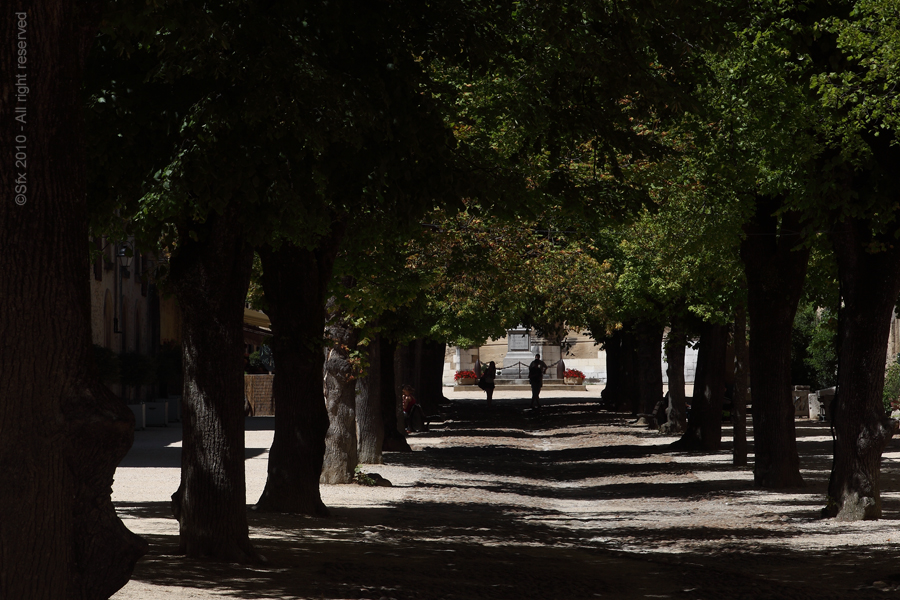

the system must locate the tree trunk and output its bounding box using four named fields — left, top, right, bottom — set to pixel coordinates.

left=395, top=339, right=418, bottom=392
left=823, top=219, right=900, bottom=520
left=732, top=303, right=749, bottom=467
left=255, top=235, right=342, bottom=515
left=396, top=338, right=446, bottom=415
left=635, top=321, right=665, bottom=416
left=601, top=332, right=623, bottom=409
left=381, top=337, right=412, bottom=452
left=0, top=4, right=147, bottom=596
left=601, top=327, right=638, bottom=412
left=356, top=338, right=384, bottom=464
left=741, top=201, right=808, bottom=487
left=621, top=328, right=639, bottom=415
left=676, top=322, right=727, bottom=451
left=321, top=288, right=359, bottom=484
left=664, top=322, right=688, bottom=433
left=169, top=210, right=258, bottom=561
left=420, top=340, right=447, bottom=415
